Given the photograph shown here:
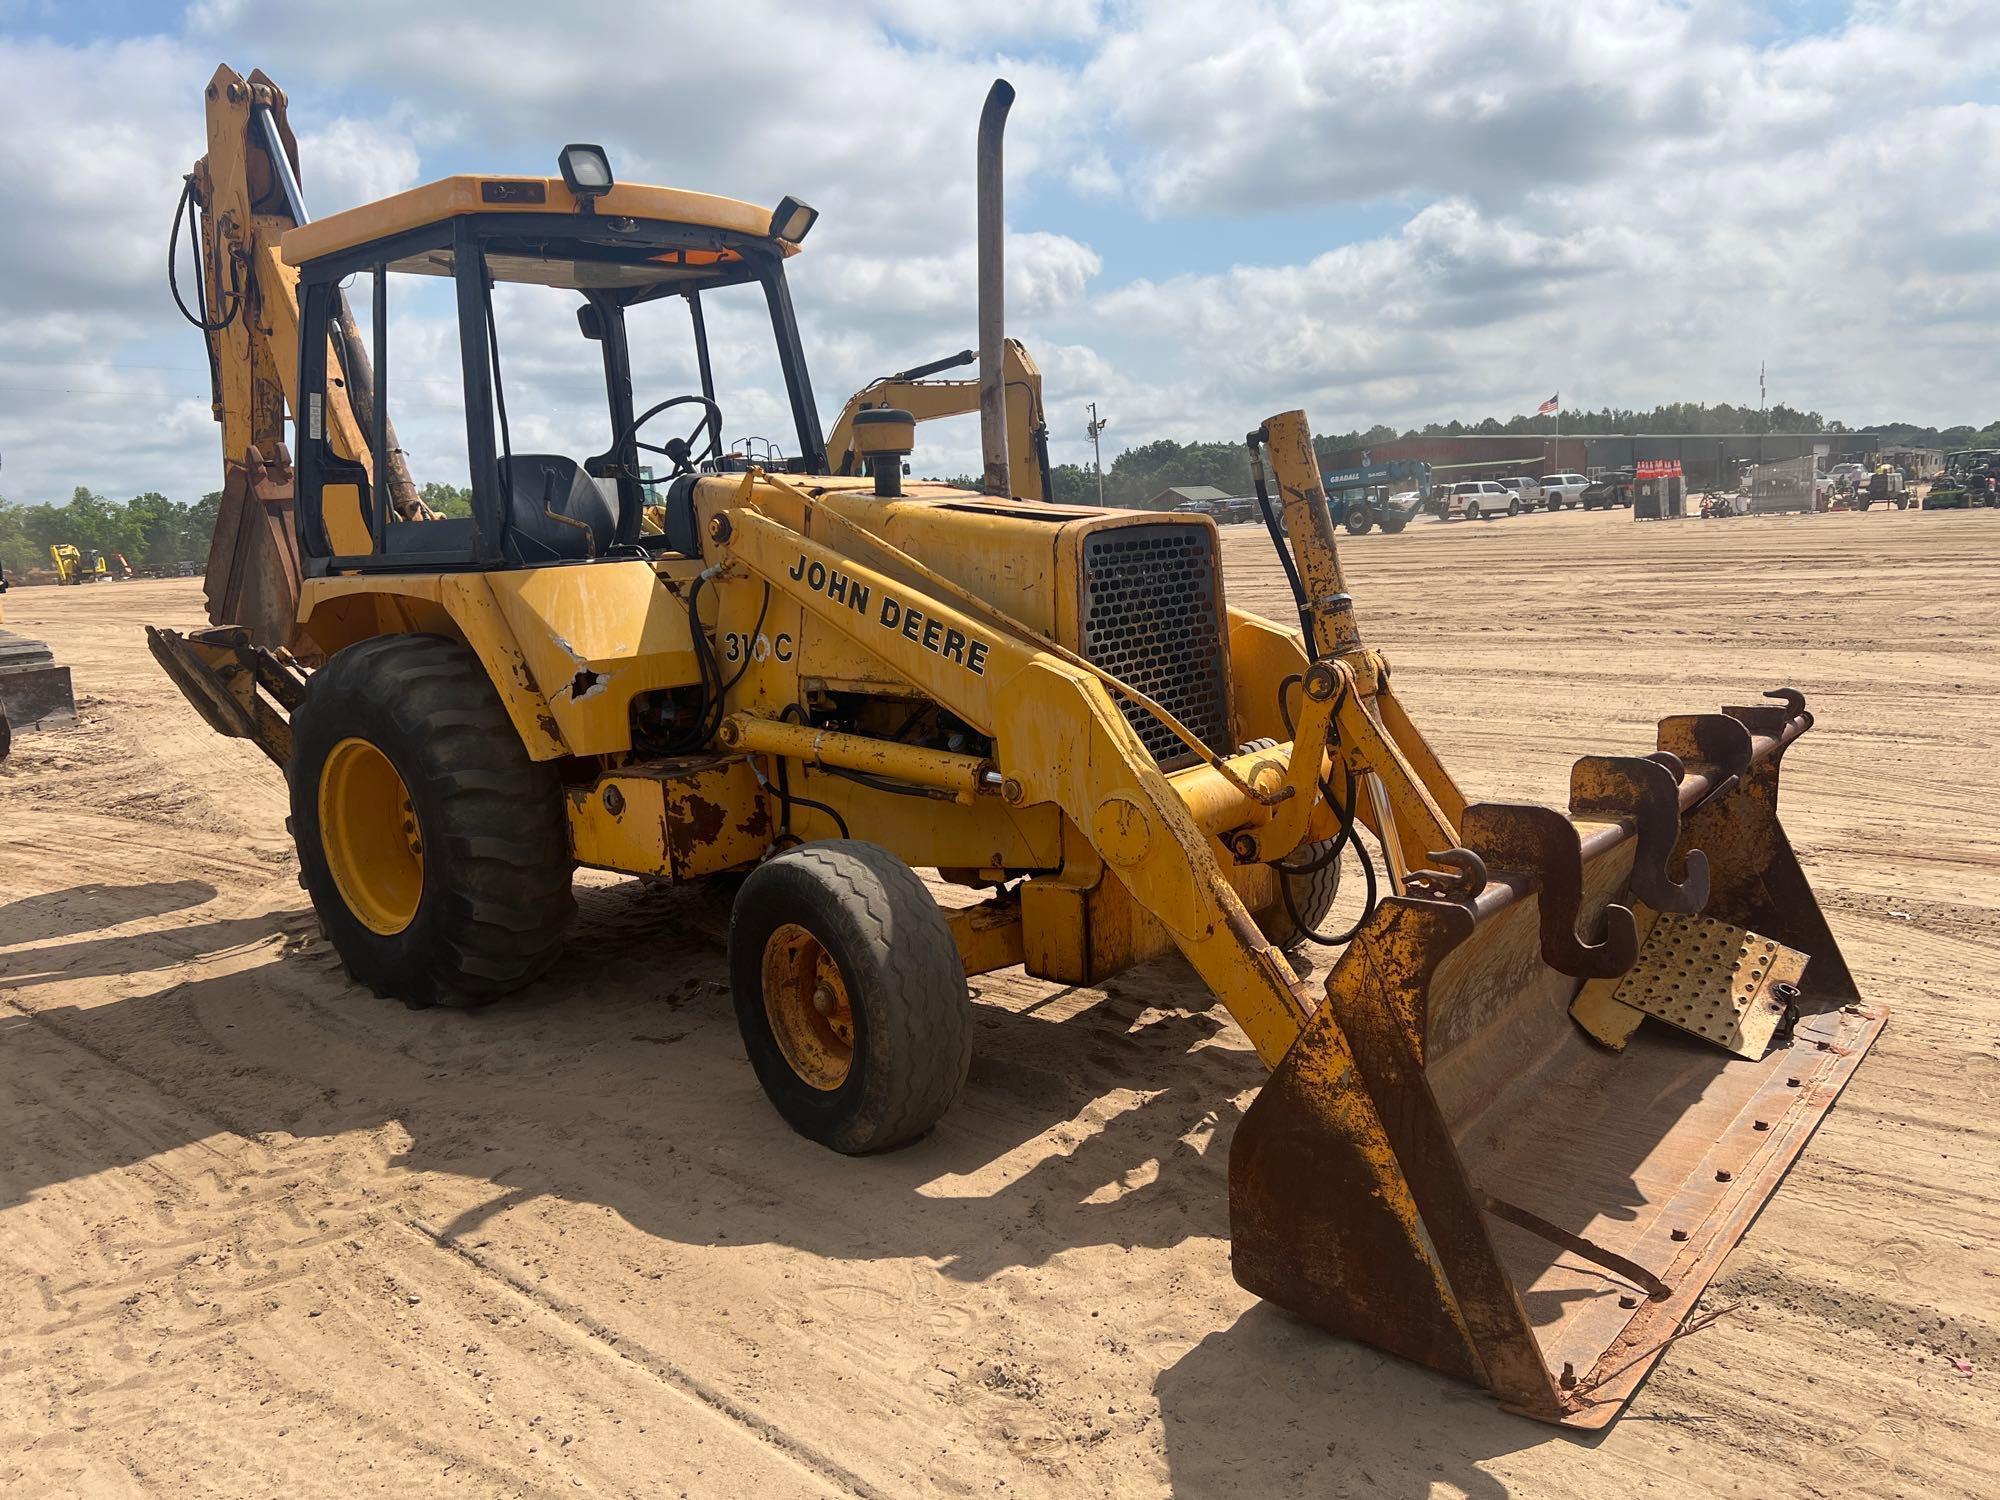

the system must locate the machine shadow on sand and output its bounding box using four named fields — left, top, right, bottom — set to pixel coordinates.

left=0, top=871, right=1606, bottom=1492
